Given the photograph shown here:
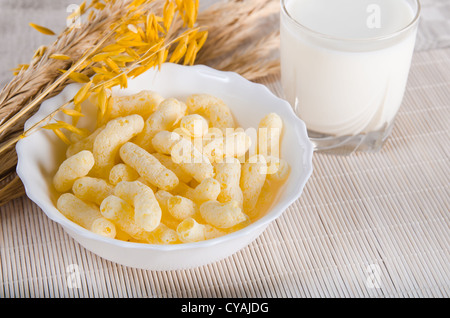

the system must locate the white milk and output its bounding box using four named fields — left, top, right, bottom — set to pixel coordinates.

left=281, top=0, right=418, bottom=136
